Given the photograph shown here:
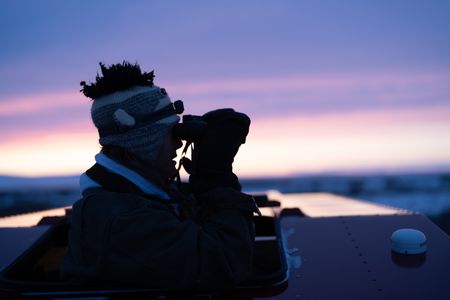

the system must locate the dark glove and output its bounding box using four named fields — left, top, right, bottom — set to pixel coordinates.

left=187, top=109, right=250, bottom=194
